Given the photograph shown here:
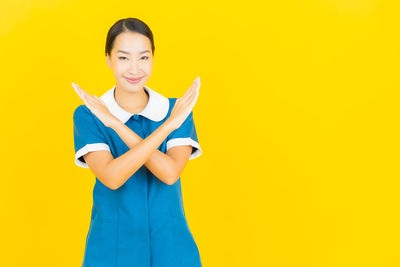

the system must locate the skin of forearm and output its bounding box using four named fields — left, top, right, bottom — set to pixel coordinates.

left=106, top=119, right=176, bottom=189
left=109, top=119, right=178, bottom=185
